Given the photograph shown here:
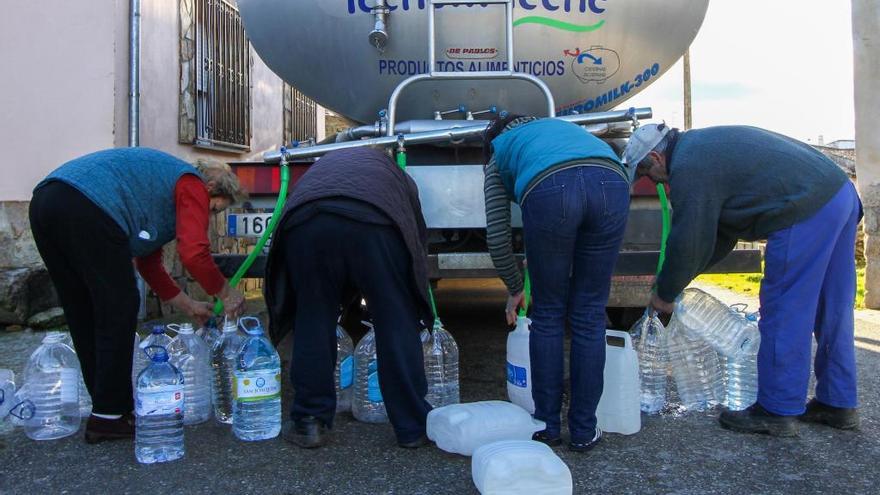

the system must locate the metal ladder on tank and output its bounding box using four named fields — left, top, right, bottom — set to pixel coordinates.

left=384, top=0, right=557, bottom=136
